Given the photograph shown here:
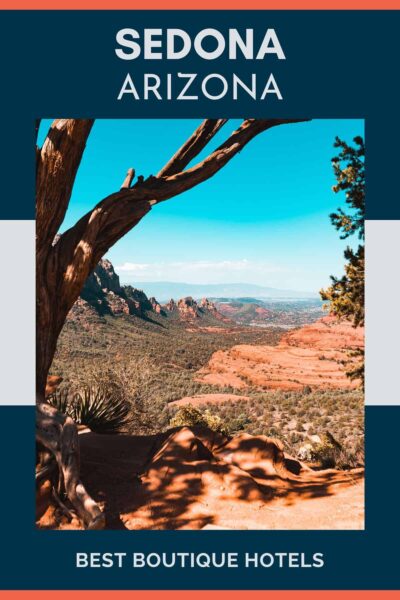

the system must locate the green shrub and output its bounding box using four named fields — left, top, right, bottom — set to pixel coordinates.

left=169, top=405, right=229, bottom=435
left=309, top=431, right=364, bottom=469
